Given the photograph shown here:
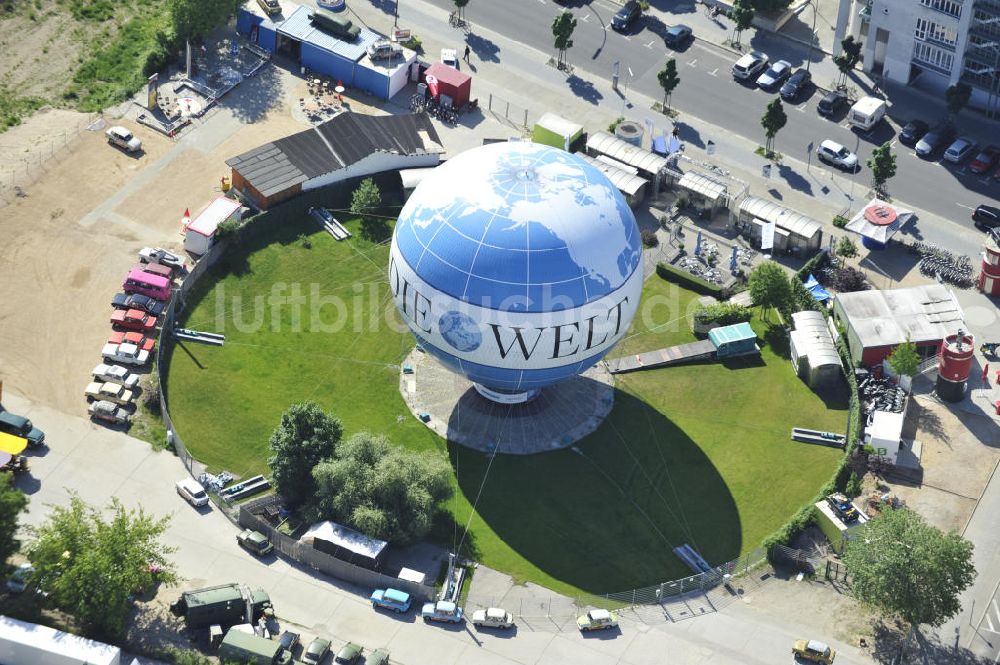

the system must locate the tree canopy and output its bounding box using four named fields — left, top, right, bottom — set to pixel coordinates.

left=867, top=141, right=897, bottom=196
left=310, top=432, right=454, bottom=544
left=169, top=0, right=241, bottom=43
left=730, top=0, right=755, bottom=45
left=26, top=495, right=177, bottom=639
left=843, top=508, right=974, bottom=628
left=0, top=474, right=28, bottom=566
left=760, top=98, right=787, bottom=155
left=552, top=11, right=577, bottom=69
left=833, top=36, right=863, bottom=86
left=751, top=0, right=791, bottom=11
left=351, top=177, right=387, bottom=241
left=268, top=402, right=343, bottom=507
left=945, top=83, right=972, bottom=118
left=748, top=261, right=792, bottom=320
left=888, top=337, right=921, bottom=377
left=657, top=59, right=680, bottom=110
